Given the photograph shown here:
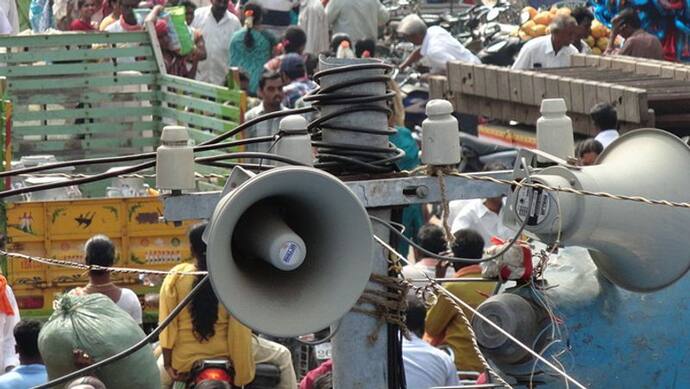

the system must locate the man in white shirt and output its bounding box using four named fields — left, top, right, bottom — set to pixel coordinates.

left=254, top=0, right=298, bottom=38
left=589, top=102, right=619, bottom=149
left=451, top=197, right=515, bottom=247
left=0, top=6, right=12, bottom=34
left=397, top=14, right=480, bottom=74
left=245, top=71, right=287, bottom=154
left=403, top=296, right=459, bottom=389
left=512, top=15, right=578, bottom=70
left=191, top=0, right=241, bottom=86
left=298, top=0, right=328, bottom=55
left=325, top=0, right=389, bottom=43
left=401, top=224, right=454, bottom=287
left=0, top=0, right=18, bottom=35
